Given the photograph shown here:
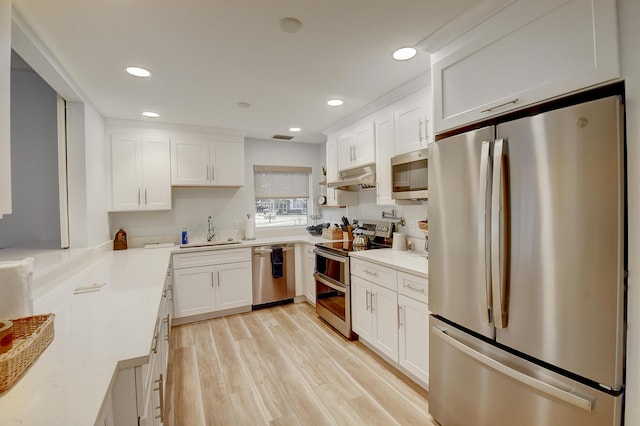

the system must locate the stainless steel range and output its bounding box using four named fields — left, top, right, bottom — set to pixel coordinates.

left=314, top=220, right=394, bottom=339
